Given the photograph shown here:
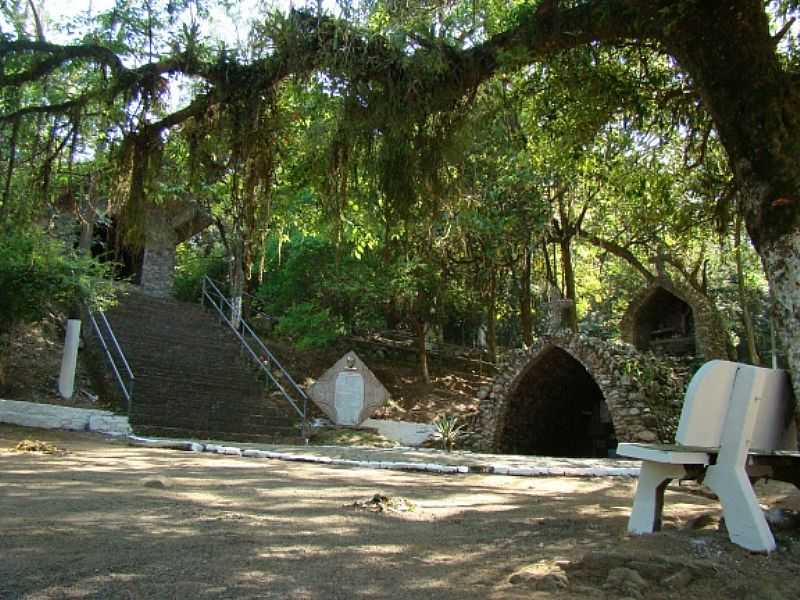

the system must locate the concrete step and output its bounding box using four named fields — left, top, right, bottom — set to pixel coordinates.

left=131, top=424, right=303, bottom=444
